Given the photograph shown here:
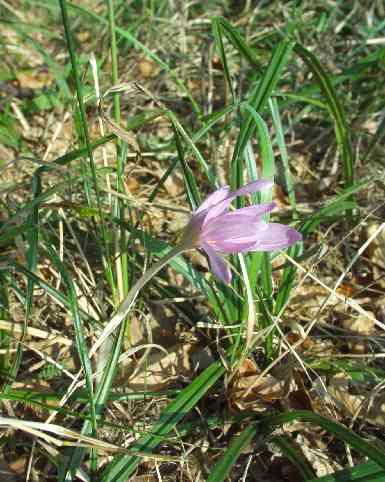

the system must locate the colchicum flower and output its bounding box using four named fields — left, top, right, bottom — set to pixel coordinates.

left=179, top=180, right=302, bottom=284
left=94, top=180, right=302, bottom=355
